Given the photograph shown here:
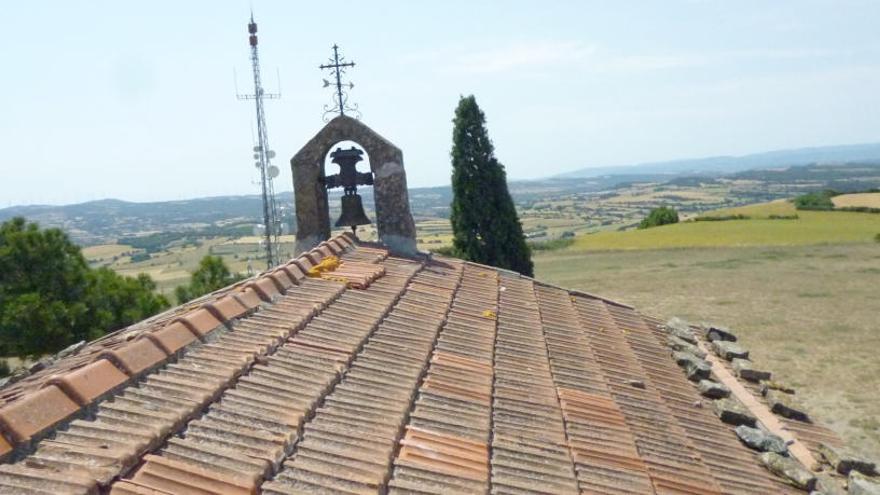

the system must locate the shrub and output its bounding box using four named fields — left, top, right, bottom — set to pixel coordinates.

left=768, top=214, right=799, bottom=220
left=875, top=233, right=880, bottom=243
left=528, top=238, right=575, bottom=251
left=694, top=214, right=750, bottom=222
left=837, top=206, right=880, bottom=214
left=0, top=360, right=9, bottom=378
left=794, top=190, right=837, bottom=210
left=638, top=207, right=680, bottom=229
